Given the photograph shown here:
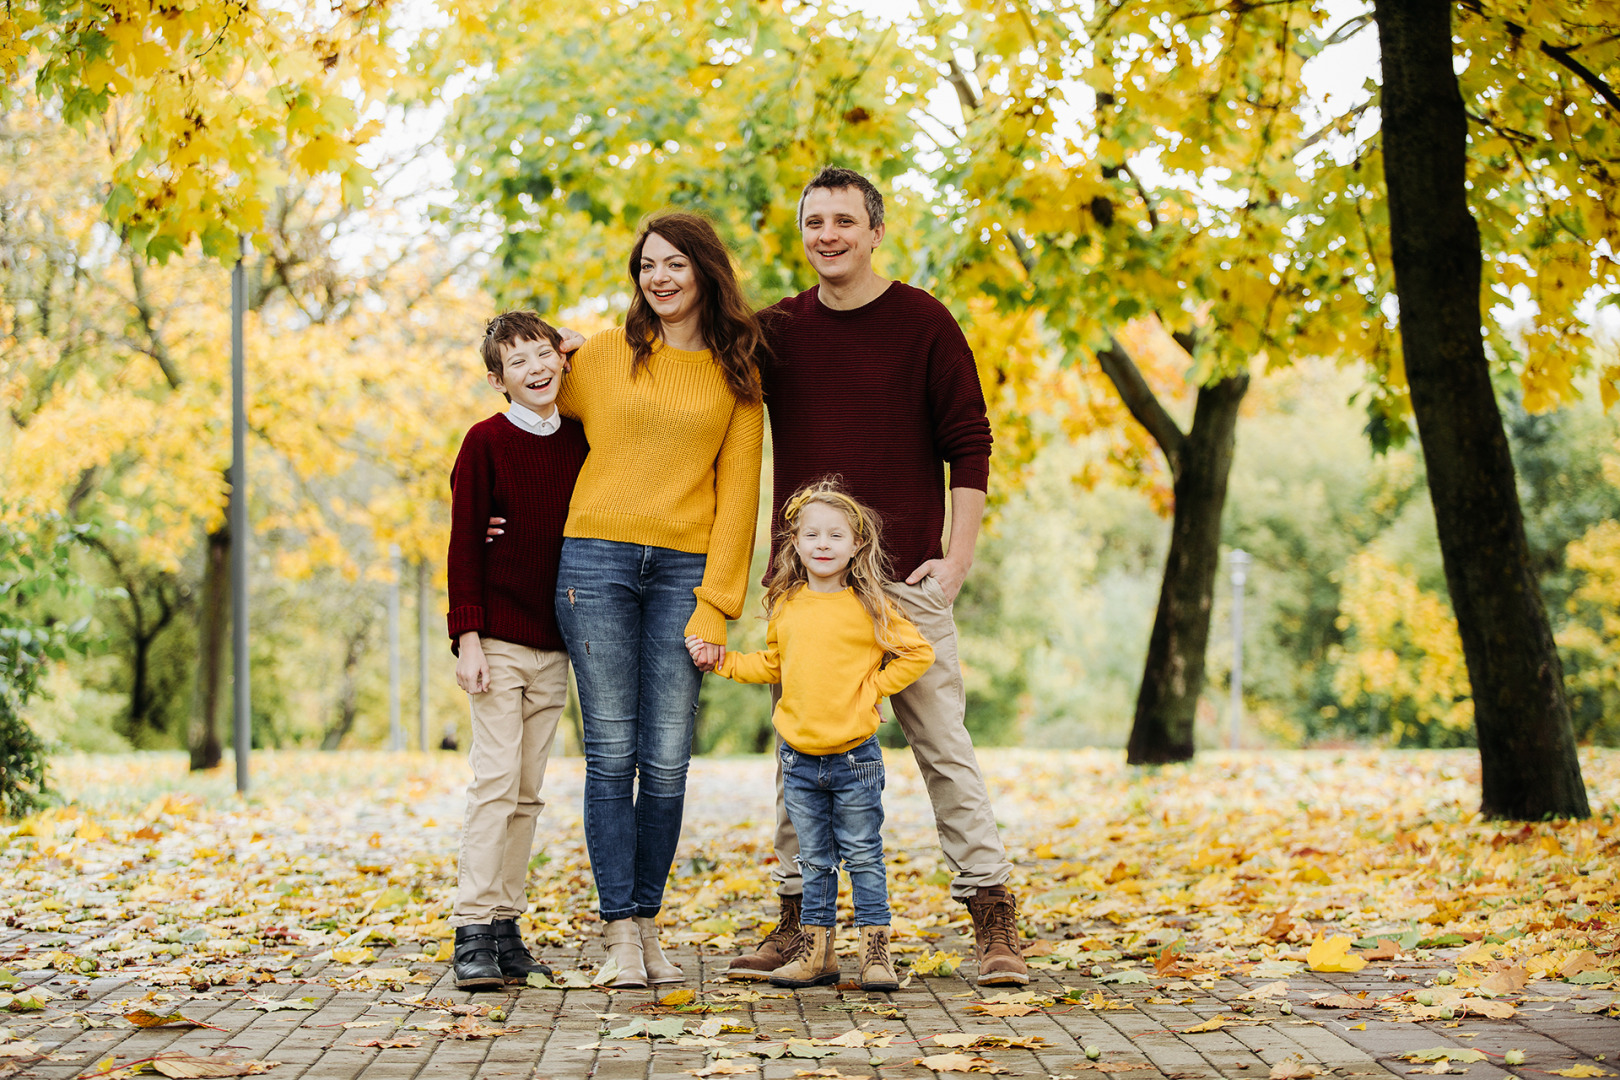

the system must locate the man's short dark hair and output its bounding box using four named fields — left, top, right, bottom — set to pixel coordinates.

left=798, top=166, right=885, bottom=230
left=481, top=310, right=562, bottom=378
